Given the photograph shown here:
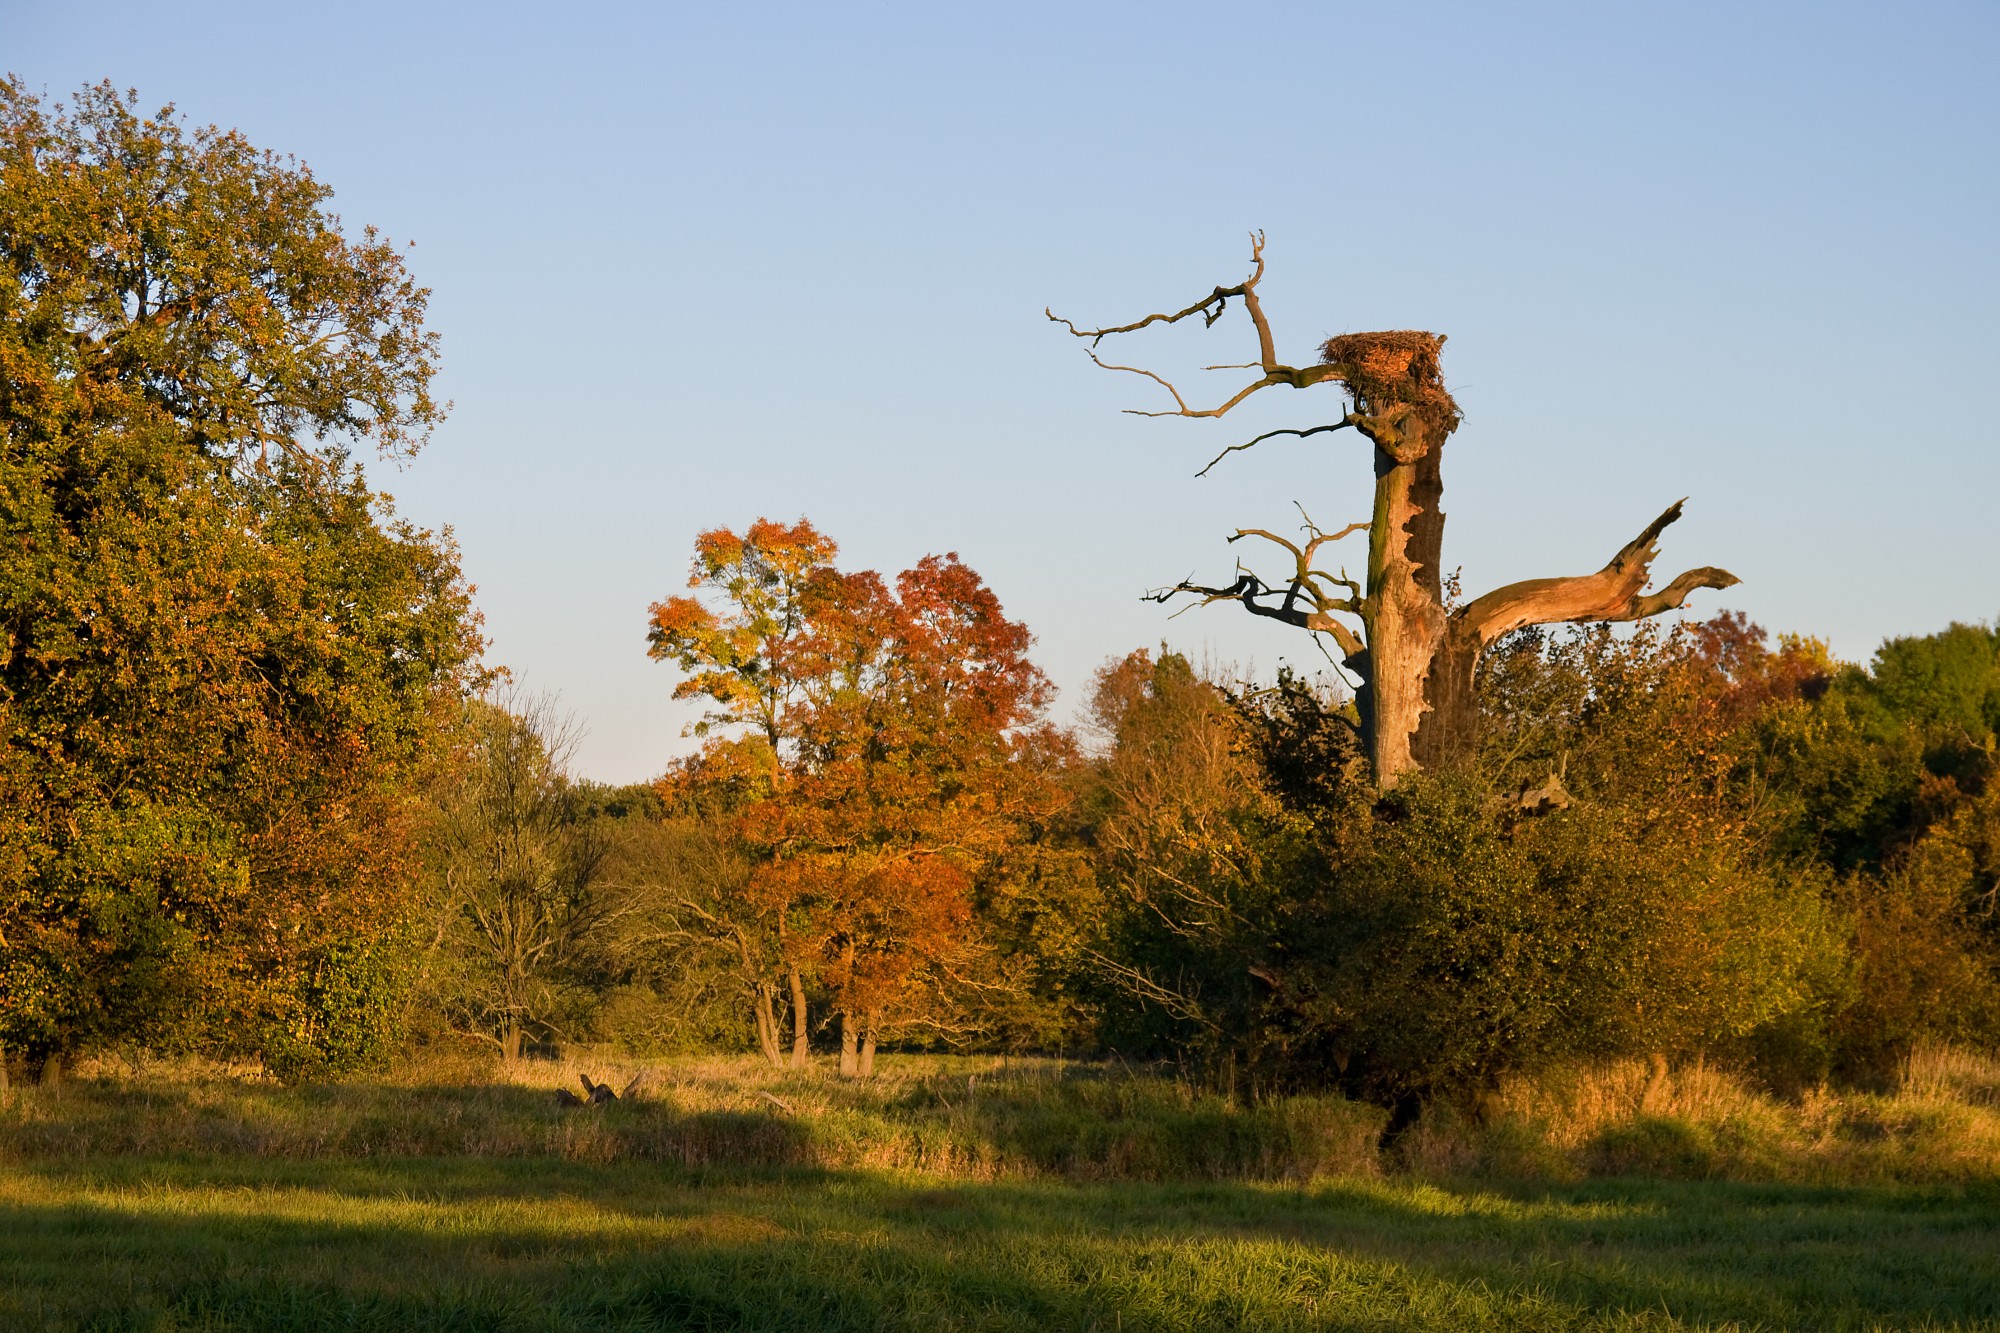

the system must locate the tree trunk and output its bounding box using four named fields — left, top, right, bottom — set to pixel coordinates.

left=1357, top=415, right=1450, bottom=784
left=839, top=1011, right=859, bottom=1077
left=753, top=983, right=783, bottom=1066
left=501, top=1022, right=523, bottom=1065
left=858, top=1012, right=879, bottom=1077
left=1058, top=248, right=1740, bottom=788
left=787, top=967, right=810, bottom=1068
